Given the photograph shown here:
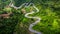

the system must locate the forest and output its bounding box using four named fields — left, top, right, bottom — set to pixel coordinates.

left=0, top=0, right=60, bottom=34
